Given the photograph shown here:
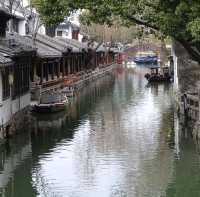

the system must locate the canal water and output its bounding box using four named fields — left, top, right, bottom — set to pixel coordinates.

left=0, top=65, right=200, bottom=197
